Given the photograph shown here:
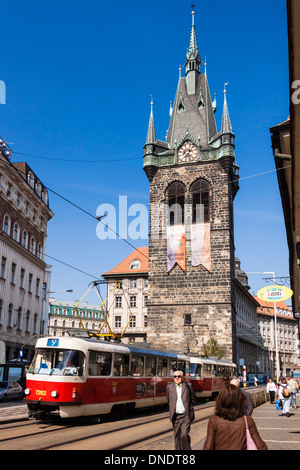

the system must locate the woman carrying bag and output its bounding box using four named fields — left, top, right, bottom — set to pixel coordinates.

left=203, top=383, right=268, bottom=450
